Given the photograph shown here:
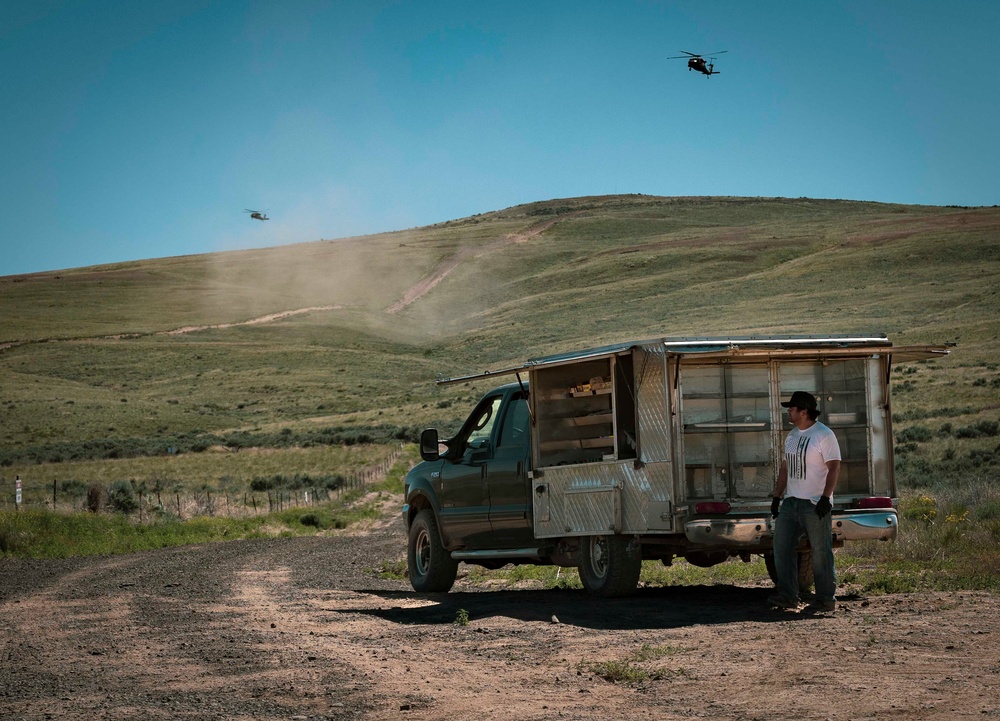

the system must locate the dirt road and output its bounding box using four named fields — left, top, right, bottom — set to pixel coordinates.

left=1, top=506, right=998, bottom=721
